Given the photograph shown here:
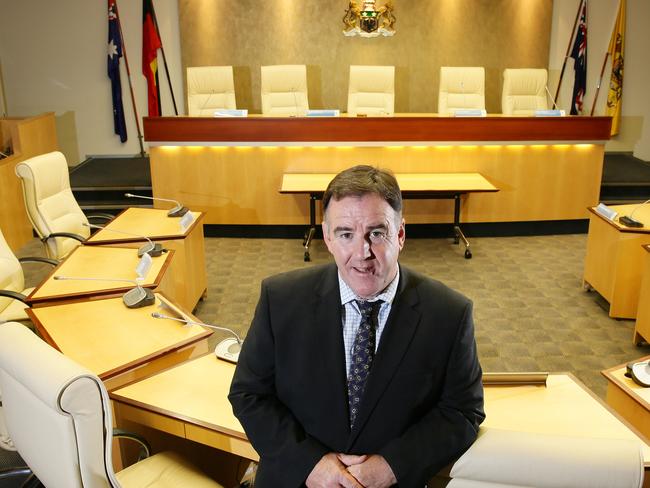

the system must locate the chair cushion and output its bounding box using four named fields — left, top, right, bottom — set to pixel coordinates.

left=449, top=428, right=644, bottom=488
left=116, top=451, right=223, bottom=488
